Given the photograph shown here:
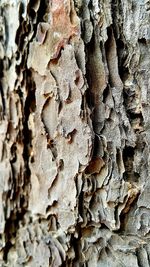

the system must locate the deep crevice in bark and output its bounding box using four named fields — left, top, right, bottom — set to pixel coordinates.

left=1, top=0, right=150, bottom=266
